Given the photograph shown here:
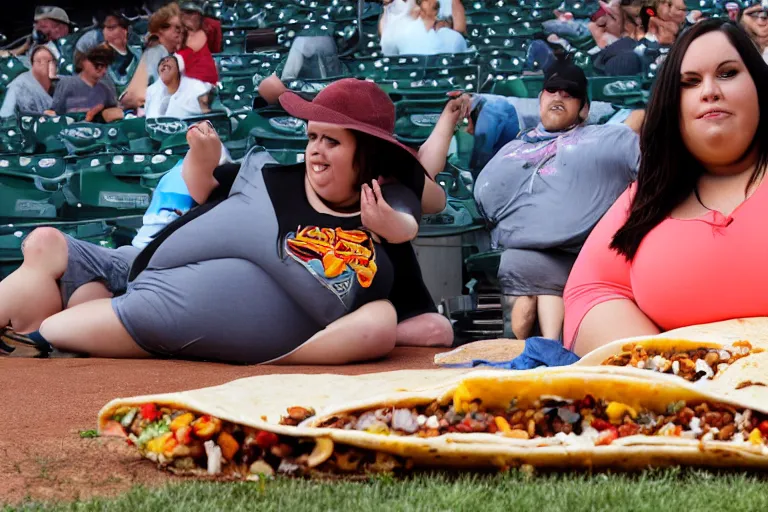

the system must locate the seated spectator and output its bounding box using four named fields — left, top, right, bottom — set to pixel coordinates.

left=380, top=0, right=465, bottom=34
left=0, top=6, right=71, bottom=63
left=51, top=45, right=124, bottom=122
left=280, top=30, right=345, bottom=81
left=564, top=21, right=768, bottom=355
left=177, top=1, right=219, bottom=86
left=75, top=11, right=142, bottom=97
left=589, top=1, right=625, bottom=49
left=466, top=95, right=520, bottom=172
left=0, top=46, right=56, bottom=117
left=121, top=3, right=183, bottom=109
left=144, top=55, right=212, bottom=118
left=381, top=0, right=468, bottom=55
left=473, top=61, right=642, bottom=341
left=464, top=93, right=633, bottom=172
left=180, top=1, right=222, bottom=54
left=740, top=3, right=768, bottom=62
